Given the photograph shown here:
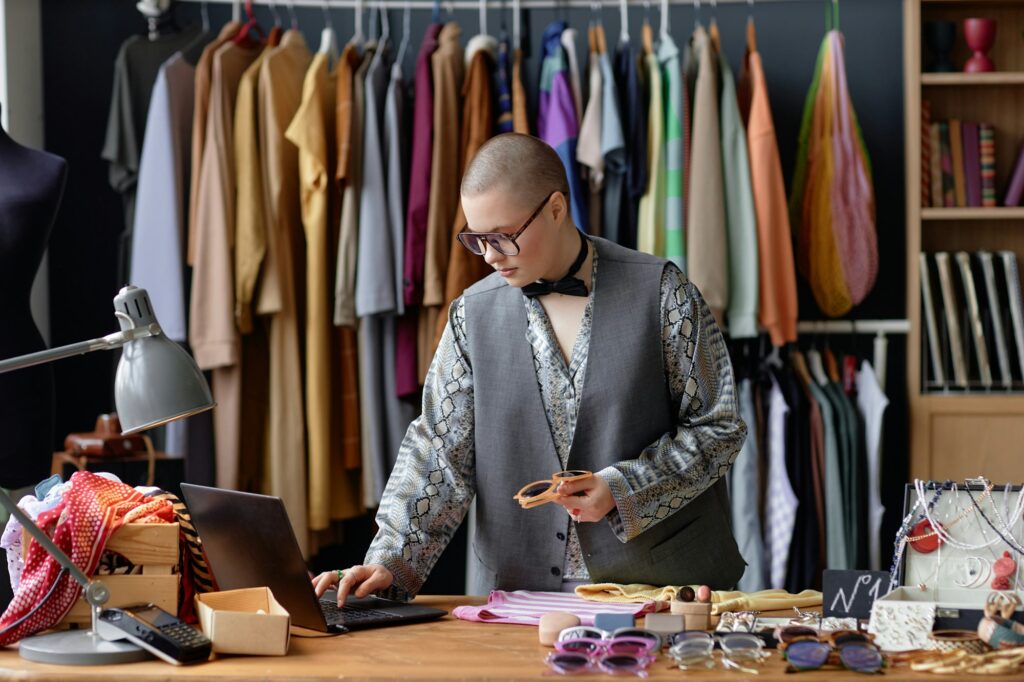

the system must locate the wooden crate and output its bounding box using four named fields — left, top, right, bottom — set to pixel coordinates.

left=23, top=522, right=179, bottom=626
